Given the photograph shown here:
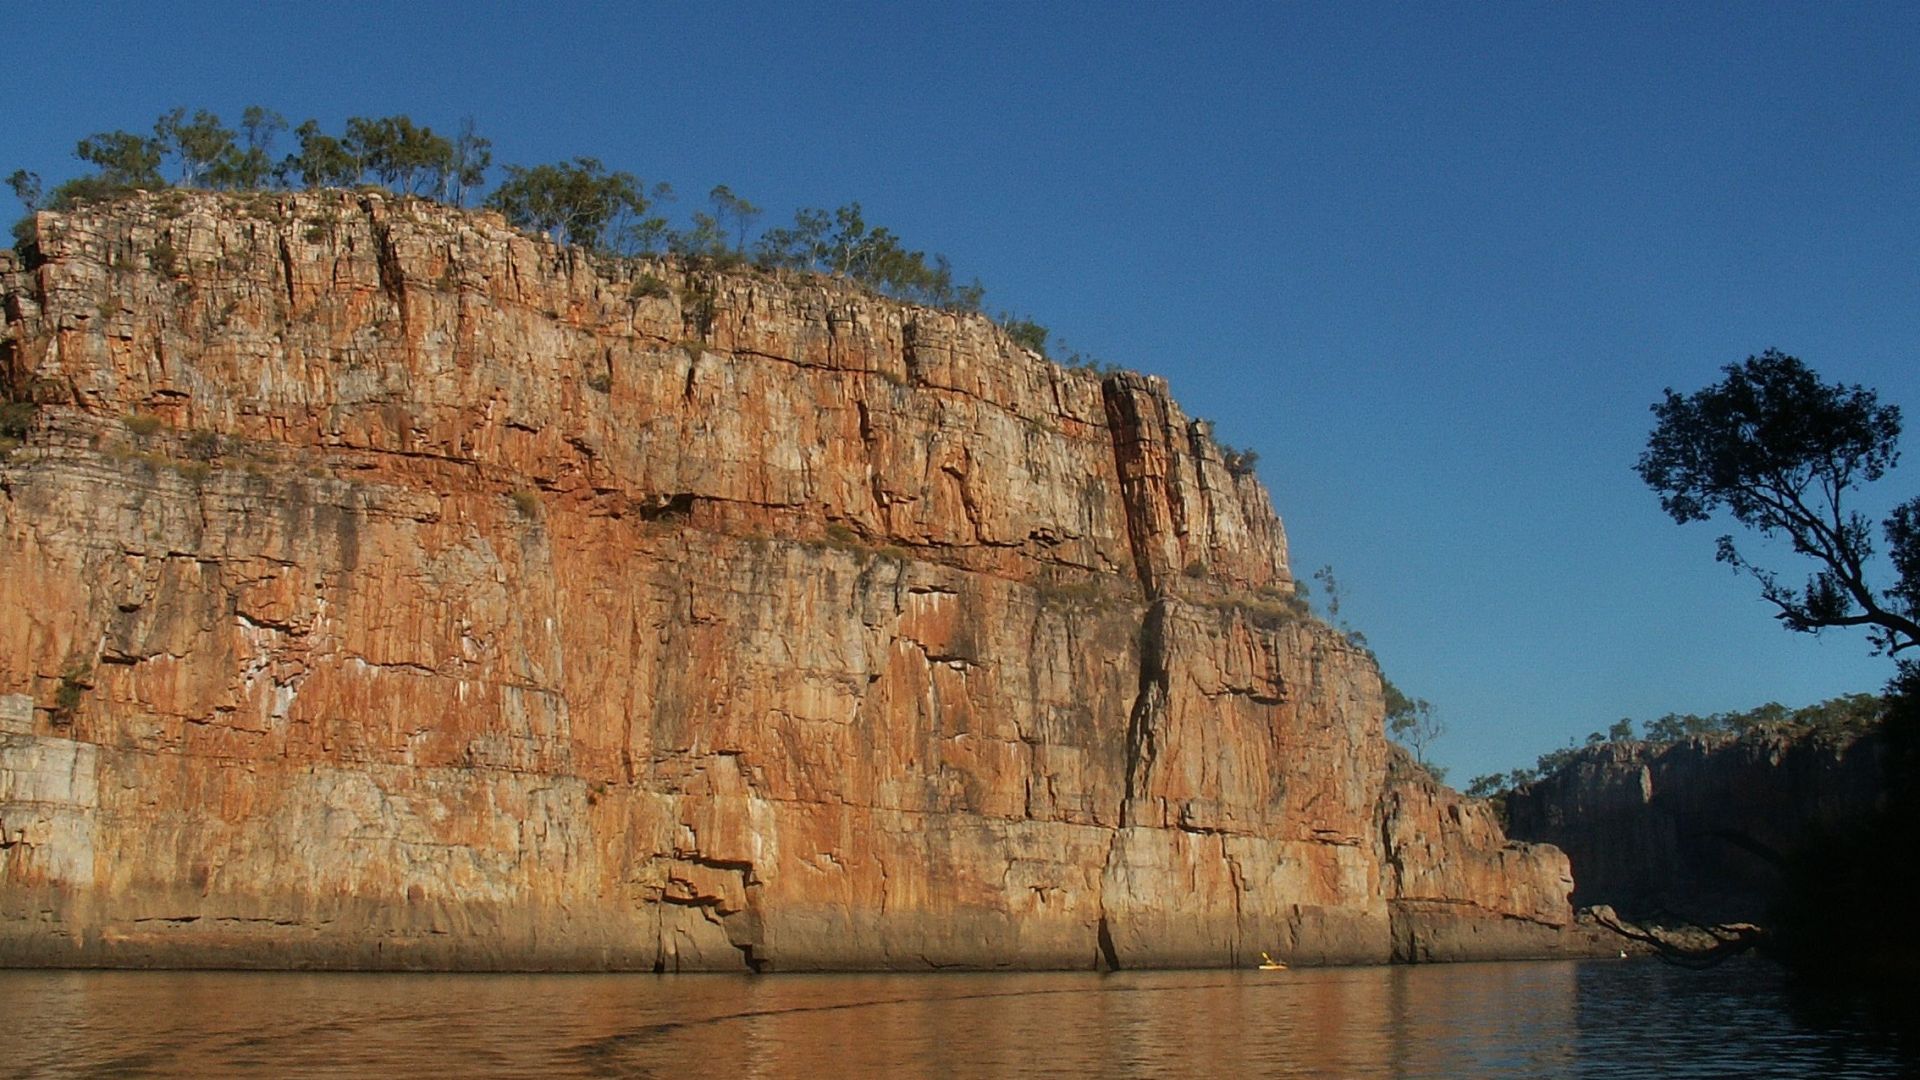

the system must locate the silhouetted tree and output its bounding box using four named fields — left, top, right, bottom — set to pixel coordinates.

left=1465, top=773, right=1505, bottom=799
left=1637, top=350, right=1920, bottom=658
